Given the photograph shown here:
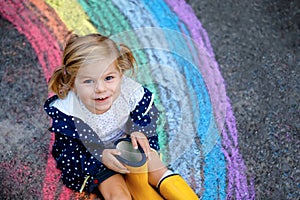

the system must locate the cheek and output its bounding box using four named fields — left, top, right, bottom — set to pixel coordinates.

left=114, top=81, right=122, bottom=93
left=73, top=86, right=90, bottom=100
left=78, top=89, right=91, bottom=98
